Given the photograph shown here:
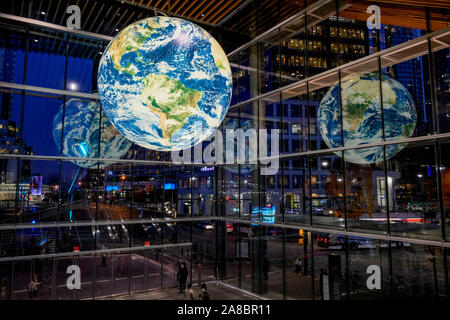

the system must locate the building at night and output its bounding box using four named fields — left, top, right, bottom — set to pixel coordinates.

left=0, top=0, right=449, bottom=301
